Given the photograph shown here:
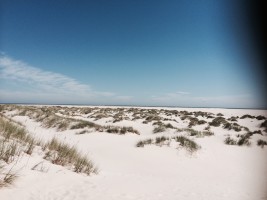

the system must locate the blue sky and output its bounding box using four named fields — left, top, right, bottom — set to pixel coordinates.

left=0, top=0, right=265, bottom=108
